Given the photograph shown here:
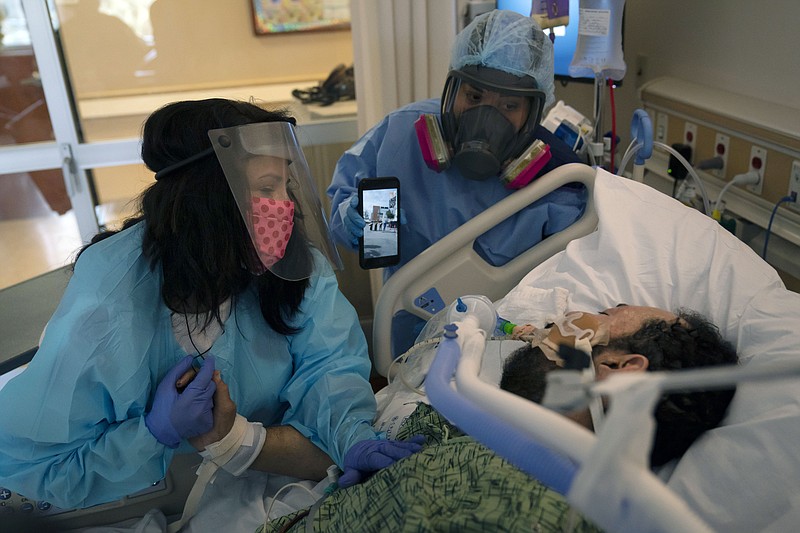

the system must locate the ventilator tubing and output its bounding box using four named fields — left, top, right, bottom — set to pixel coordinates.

left=426, top=329, right=577, bottom=495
